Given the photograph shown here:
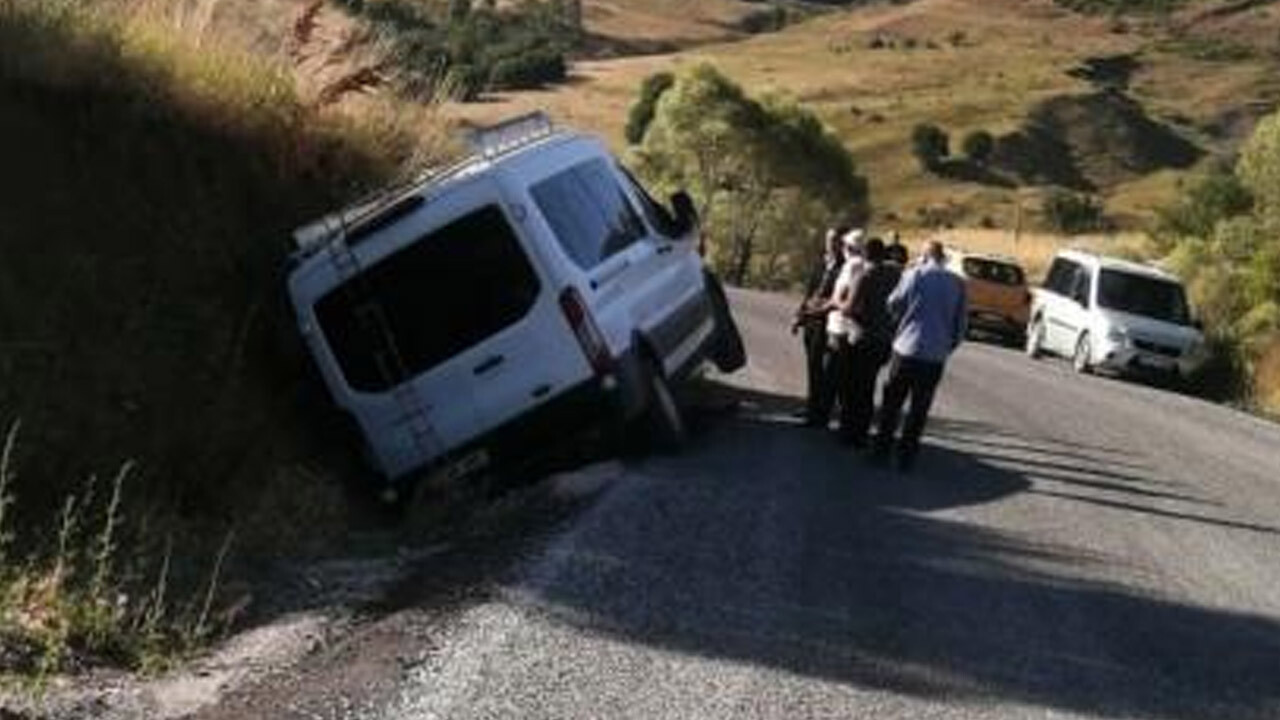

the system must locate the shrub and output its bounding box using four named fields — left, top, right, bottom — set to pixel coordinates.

left=345, top=0, right=579, bottom=100
left=1155, top=167, right=1253, bottom=249
left=1239, top=112, right=1280, bottom=215
left=962, top=130, right=995, bottom=166
left=1043, top=190, right=1106, bottom=234
left=911, top=123, right=950, bottom=171
left=486, top=46, right=567, bottom=89
left=625, top=72, right=676, bottom=145
left=740, top=5, right=788, bottom=34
